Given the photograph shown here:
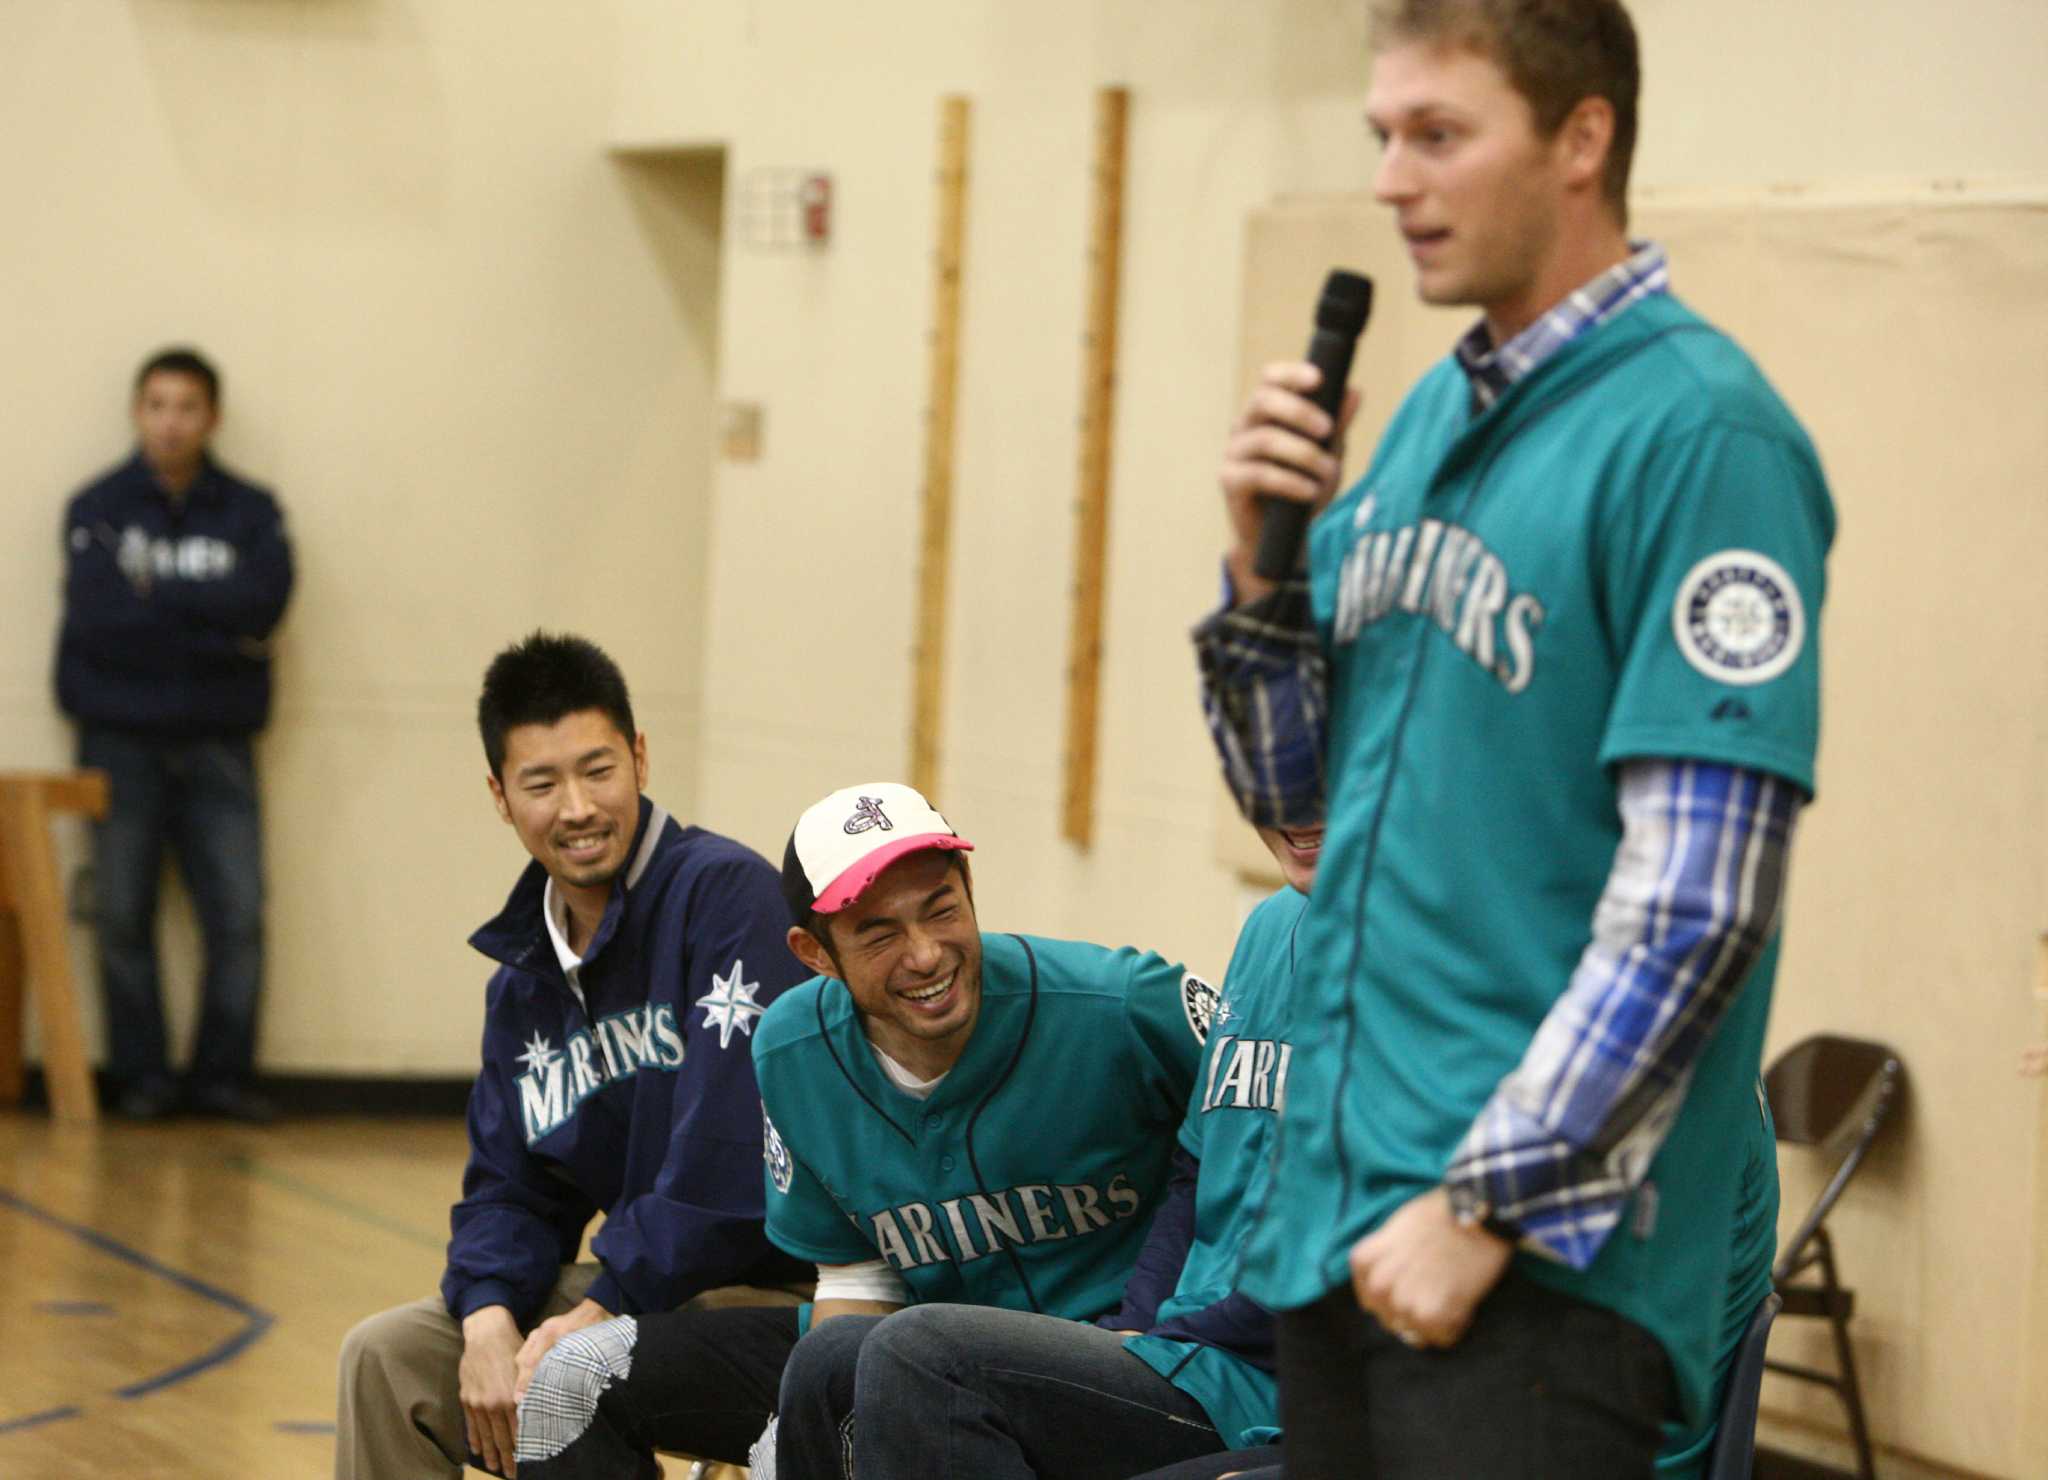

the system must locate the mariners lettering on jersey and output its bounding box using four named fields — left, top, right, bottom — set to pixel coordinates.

left=513, top=1004, right=686, bottom=1144
left=1200, top=1035, right=1294, bottom=1115
left=1333, top=496, right=1544, bottom=694
left=861, top=1173, right=1145, bottom=1272
left=86, top=525, right=241, bottom=585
